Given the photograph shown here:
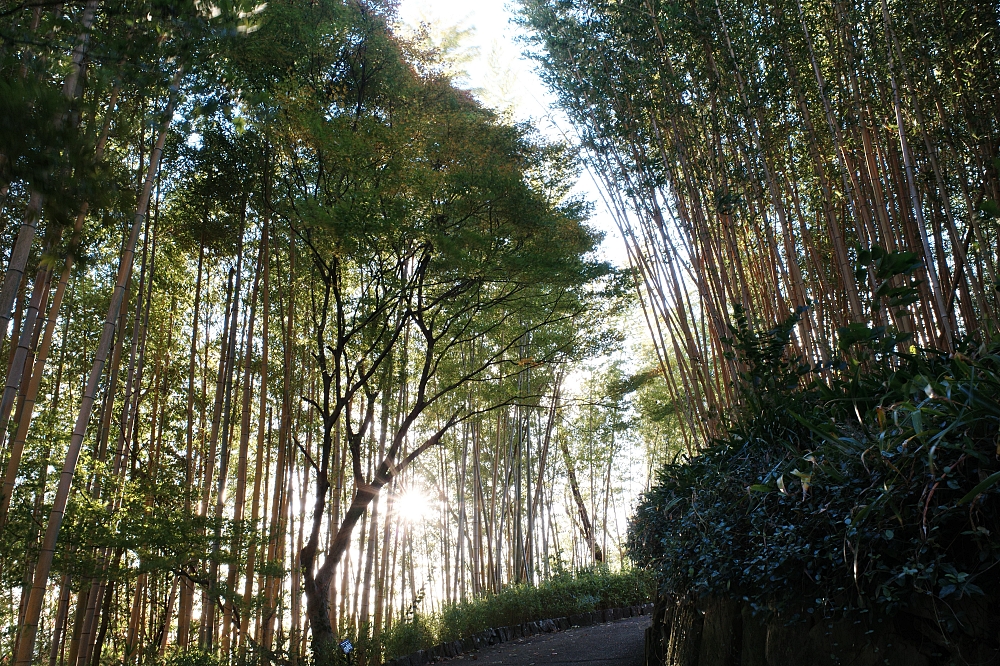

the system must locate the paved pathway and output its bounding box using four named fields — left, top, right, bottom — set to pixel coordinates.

left=446, top=615, right=648, bottom=665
